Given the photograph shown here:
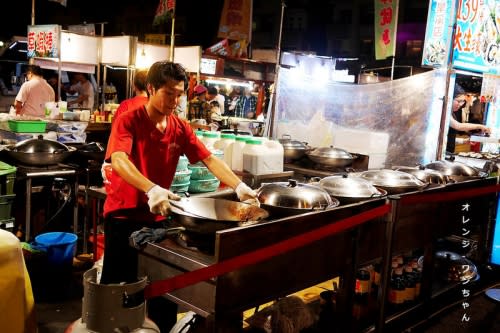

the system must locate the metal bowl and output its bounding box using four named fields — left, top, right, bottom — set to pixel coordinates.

left=306, top=146, right=355, bottom=167
left=257, top=179, right=339, bottom=217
